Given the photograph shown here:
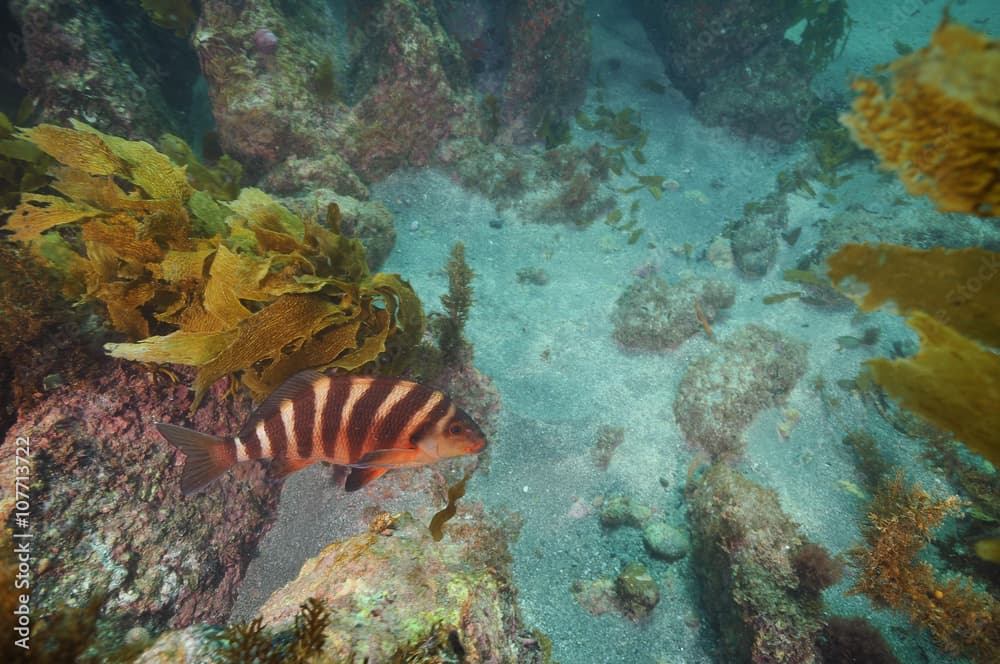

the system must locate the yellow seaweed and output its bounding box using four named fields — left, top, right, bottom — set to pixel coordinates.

left=828, top=244, right=1000, bottom=348
left=865, top=312, right=1000, bottom=468
left=6, top=193, right=103, bottom=241
left=69, top=120, right=190, bottom=202
left=17, top=124, right=125, bottom=176
left=840, top=18, right=1000, bottom=216
left=429, top=469, right=473, bottom=542
left=7, top=121, right=423, bottom=410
